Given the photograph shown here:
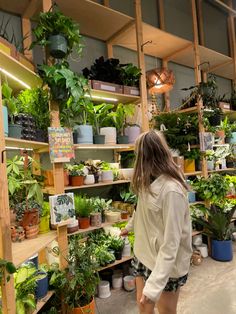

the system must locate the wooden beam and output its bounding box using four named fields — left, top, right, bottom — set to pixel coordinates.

left=107, top=43, right=113, bottom=58
left=134, top=0, right=149, bottom=132
left=163, top=44, right=193, bottom=62
left=196, top=0, right=205, bottom=46
left=107, top=20, right=135, bottom=44
left=23, top=0, right=40, bottom=18
left=213, top=0, right=236, bottom=15
left=227, top=0, right=236, bottom=86
left=162, top=59, right=170, bottom=112
left=22, top=17, right=33, bottom=62
left=207, top=59, right=233, bottom=72
left=157, top=0, right=165, bottom=30
left=42, top=0, right=52, bottom=12
left=0, top=78, right=15, bottom=313
left=103, top=0, right=110, bottom=7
